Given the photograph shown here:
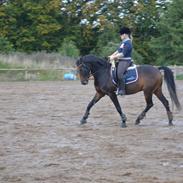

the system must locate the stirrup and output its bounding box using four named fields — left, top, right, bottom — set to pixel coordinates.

left=116, top=89, right=125, bottom=96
